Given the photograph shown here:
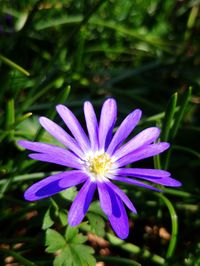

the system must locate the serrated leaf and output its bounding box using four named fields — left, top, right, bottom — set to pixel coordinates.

left=45, top=229, right=66, bottom=253
left=54, top=247, right=73, bottom=266
left=59, top=209, right=68, bottom=226
left=53, top=242, right=95, bottom=266
left=50, top=198, right=60, bottom=216
left=50, top=226, right=95, bottom=266
left=65, top=225, right=79, bottom=242
left=88, top=201, right=106, bottom=218
left=87, top=213, right=105, bottom=237
left=68, top=245, right=83, bottom=266
left=71, top=233, right=87, bottom=245
left=42, top=207, right=54, bottom=230
left=60, top=187, right=77, bottom=201
left=71, top=244, right=95, bottom=266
